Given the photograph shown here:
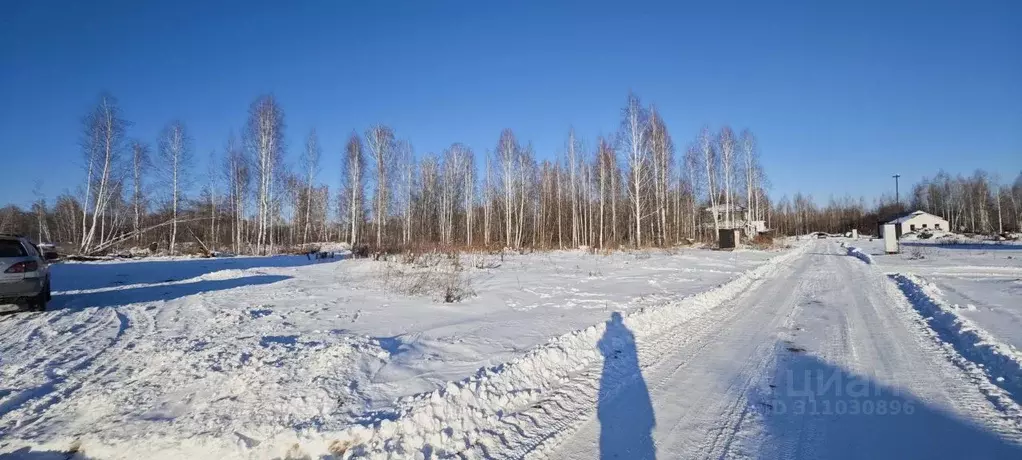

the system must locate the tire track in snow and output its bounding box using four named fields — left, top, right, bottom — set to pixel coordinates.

left=744, top=241, right=1022, bottom=460
left=0, top=304, right=154, bottom=437
left=501, top=253, right=808, bottom=459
